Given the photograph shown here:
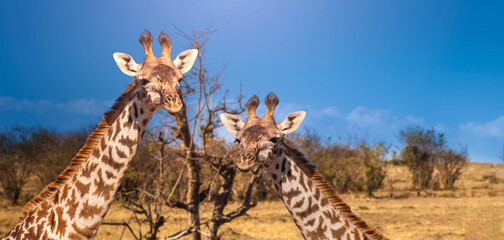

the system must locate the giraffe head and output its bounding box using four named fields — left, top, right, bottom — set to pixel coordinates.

left=220, top=93, right=306, bottom=171
left=113, top=31, right=198, bottom=115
